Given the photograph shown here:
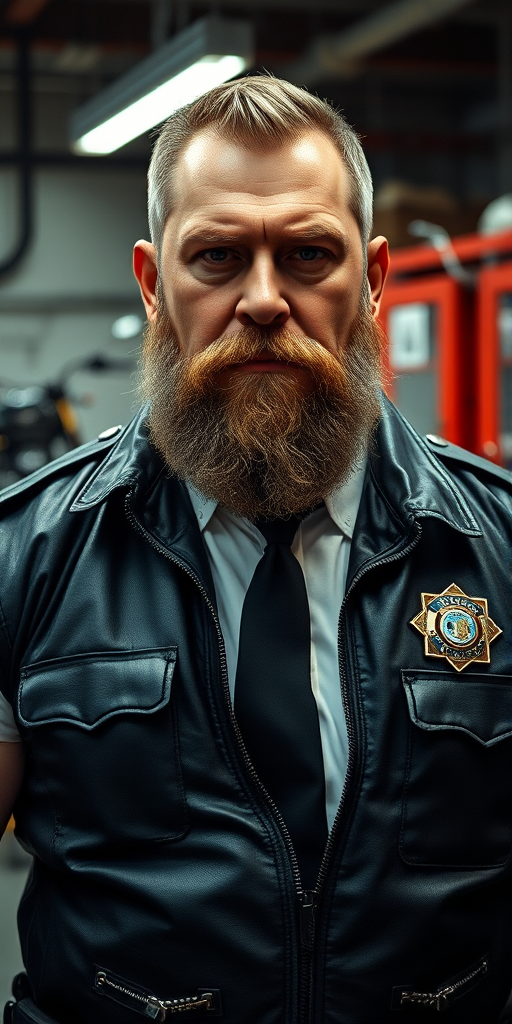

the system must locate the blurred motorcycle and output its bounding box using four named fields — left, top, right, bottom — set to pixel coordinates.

left=0, top=354, right=135, bottom=489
